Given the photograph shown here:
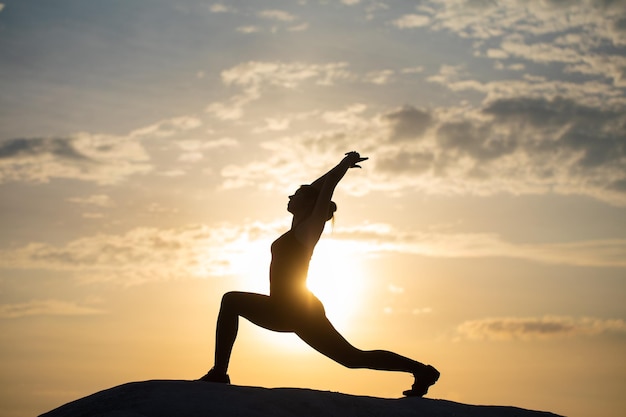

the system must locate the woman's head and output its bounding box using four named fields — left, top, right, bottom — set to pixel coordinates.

left=288, top=185, right=337, bottom=221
